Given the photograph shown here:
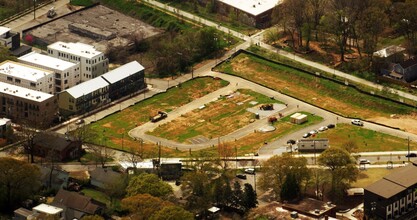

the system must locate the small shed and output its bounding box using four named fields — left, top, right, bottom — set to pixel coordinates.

left=290, top=113, right=308, bottom=124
